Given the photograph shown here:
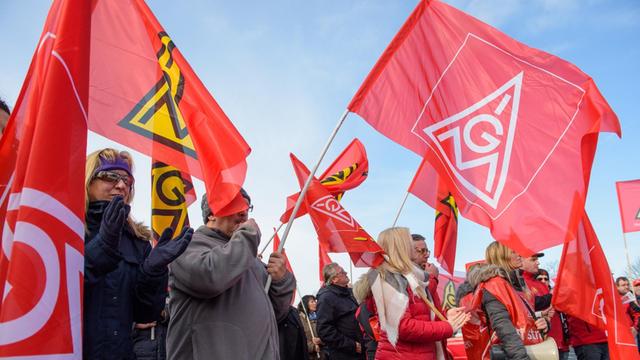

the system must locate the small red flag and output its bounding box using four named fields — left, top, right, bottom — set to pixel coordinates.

left=273, top=228, right=294, bottom=274
left=348, top=0, right=620, bottom=256
left=616, top=180, right=640, bottom=233
left=290, top=154, right=384, bottom=268
left=319, top=244, right=333, bottom=283
left=280, top=138, right=368, bottom=223
left=0, top=0, right=90, bottom=356
left=408, top=156, right=459, bottom=274
left=553, top=211, right=639, bottom=360
left=89, top=0, right=250, bottom=214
